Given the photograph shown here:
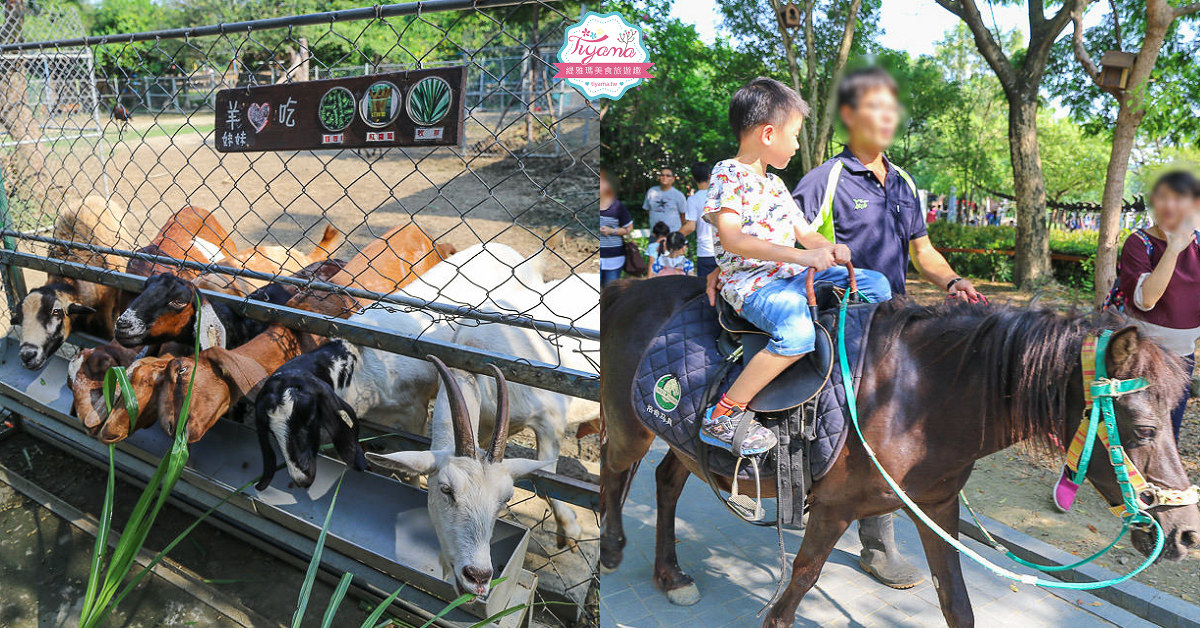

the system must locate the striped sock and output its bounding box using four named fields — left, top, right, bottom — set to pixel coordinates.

left=709, top=393, right=747, bottom=420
